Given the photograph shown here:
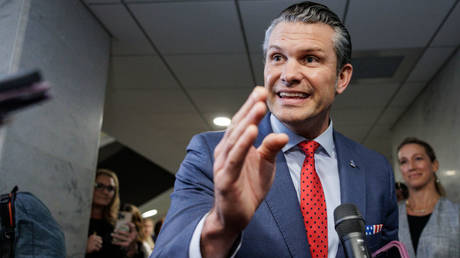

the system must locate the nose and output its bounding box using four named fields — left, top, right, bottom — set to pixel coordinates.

left=101, top=188, right=112, bottom=194
left=407, top=160, right=416, bottom=171
left=281, top=60, right=302, bottom=86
